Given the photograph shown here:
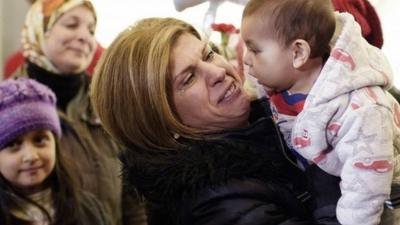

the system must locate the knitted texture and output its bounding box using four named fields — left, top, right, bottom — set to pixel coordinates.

left=332, top=0, right=383, bottom=48
left=0, top=78, right=61, bottom=149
